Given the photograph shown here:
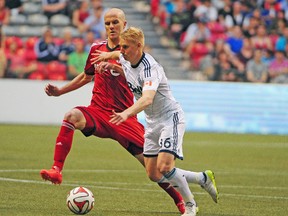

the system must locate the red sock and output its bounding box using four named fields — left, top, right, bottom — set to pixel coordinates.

left=158, top=182, right=183, bottom=204
left=52, top=120, right=75, bottom=171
